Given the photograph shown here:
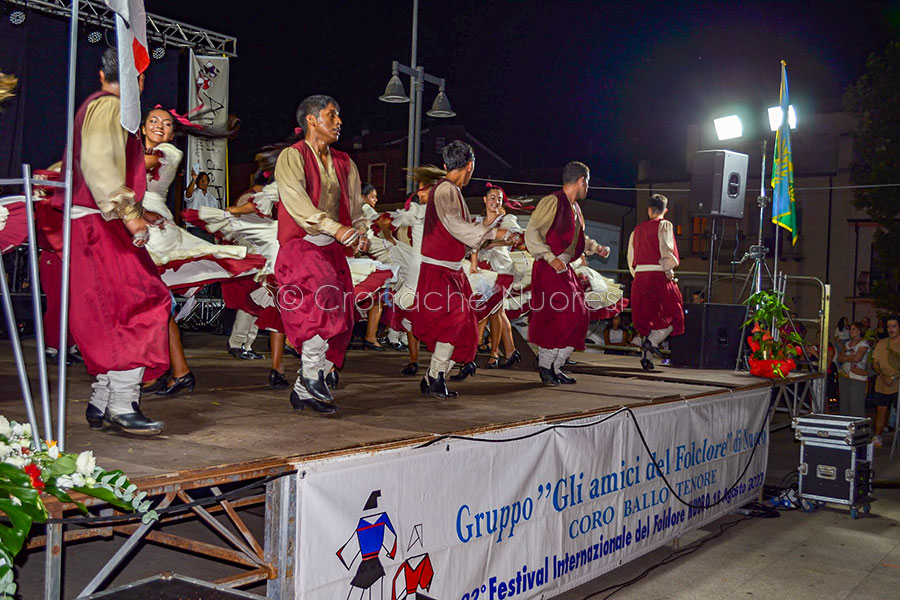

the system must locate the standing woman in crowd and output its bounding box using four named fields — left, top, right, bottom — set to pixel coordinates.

left=836, top=321, right=871, bottom=417
left=832, top=316, right=850, bottom=354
